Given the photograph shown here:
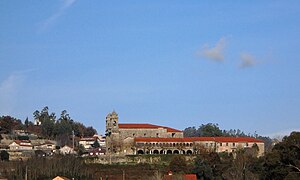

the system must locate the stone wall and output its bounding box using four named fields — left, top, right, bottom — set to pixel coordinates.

left=85, top=154, right=196, bottom=165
